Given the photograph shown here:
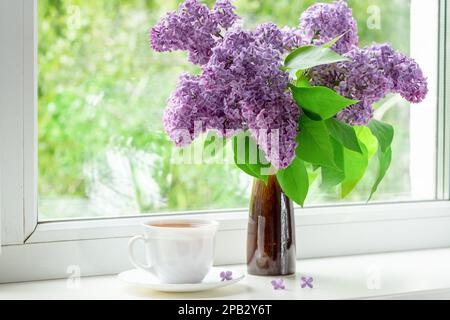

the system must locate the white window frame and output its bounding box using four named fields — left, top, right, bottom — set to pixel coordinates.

left=0, top=0, right=449, bottom=283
